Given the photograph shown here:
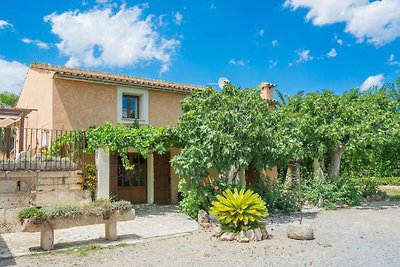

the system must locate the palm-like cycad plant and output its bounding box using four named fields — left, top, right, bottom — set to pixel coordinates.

left=210, top=188, right=268, bottom=232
